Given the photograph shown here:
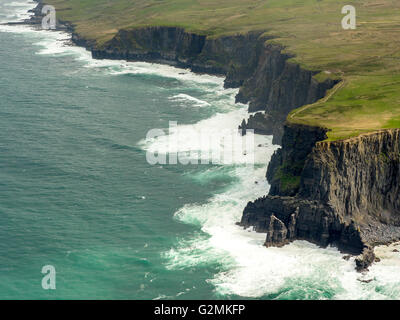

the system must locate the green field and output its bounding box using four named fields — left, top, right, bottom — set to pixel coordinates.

left=50, top=0, right=400, bottom=141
